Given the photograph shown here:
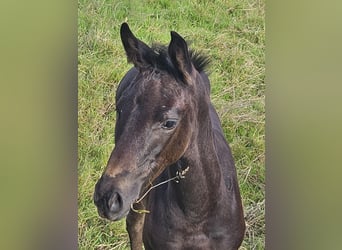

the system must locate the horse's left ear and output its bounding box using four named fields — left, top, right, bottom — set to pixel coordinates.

left=168, top=31, right=193, bottom=82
